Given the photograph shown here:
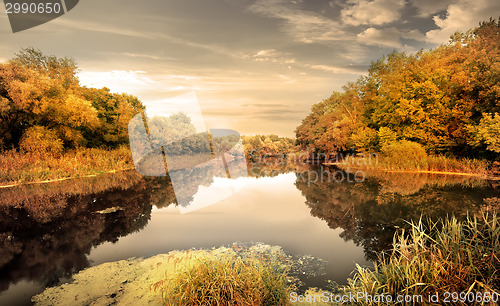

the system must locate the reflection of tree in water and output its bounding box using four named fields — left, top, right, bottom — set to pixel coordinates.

left=0, top=171, right=180, bottom=294
left=247, top=161, right=299, bottom=178
left=0, top=171, right=145, bottom=222
left=294, top=166, right=500, bottom=260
